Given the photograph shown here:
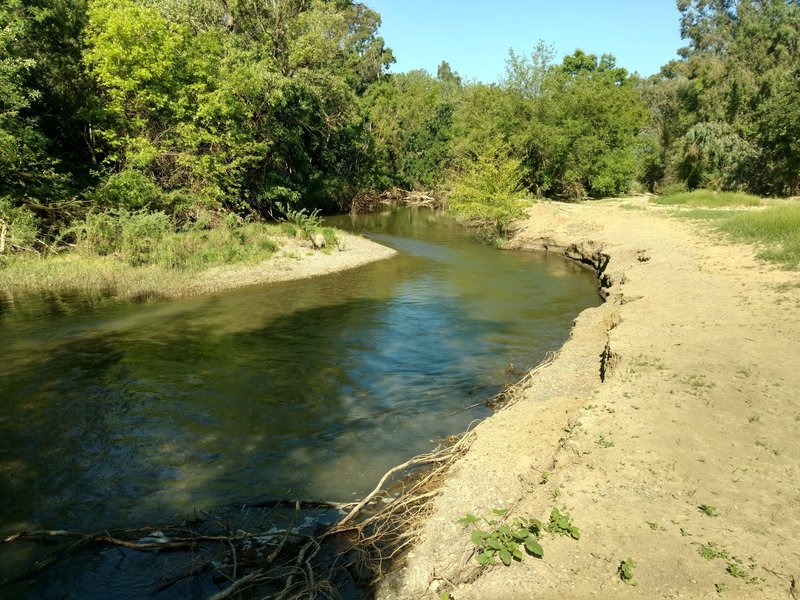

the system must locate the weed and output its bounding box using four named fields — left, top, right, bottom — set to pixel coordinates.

left=699, top=504, right=718, bottom=517
left=540, top=471, right=550, bottom=484
left=682, top=374, right=715, bottom=395
left=727, top=563, right=748, bottom=578
left=630, top=354, right=665, bottom=370
left=698, top=541, right=729, bottom=561
left=280, top=222, right=298, bottom=237
left=545, top=507, right=580, bottom=540
left=596, top=434, right=615, bottom=448
left=458, top=510, right=544, bottom=566
left=618, top=558, right=636, bottom=584
left=277, top=202, right=324, bottom=248
left=438, top=593, right=452, bottom=600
